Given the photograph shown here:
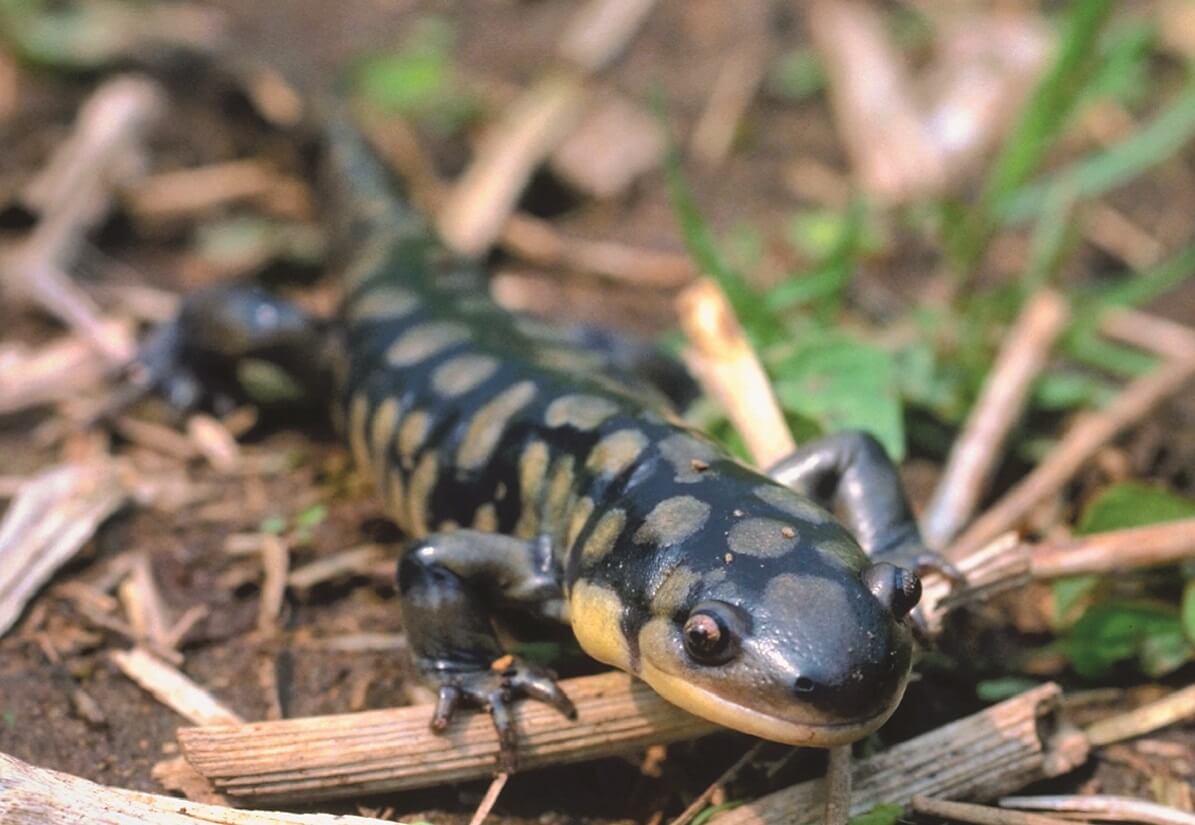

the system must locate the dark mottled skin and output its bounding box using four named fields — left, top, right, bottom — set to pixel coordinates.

left=145, top=114, right=940, bottom=764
